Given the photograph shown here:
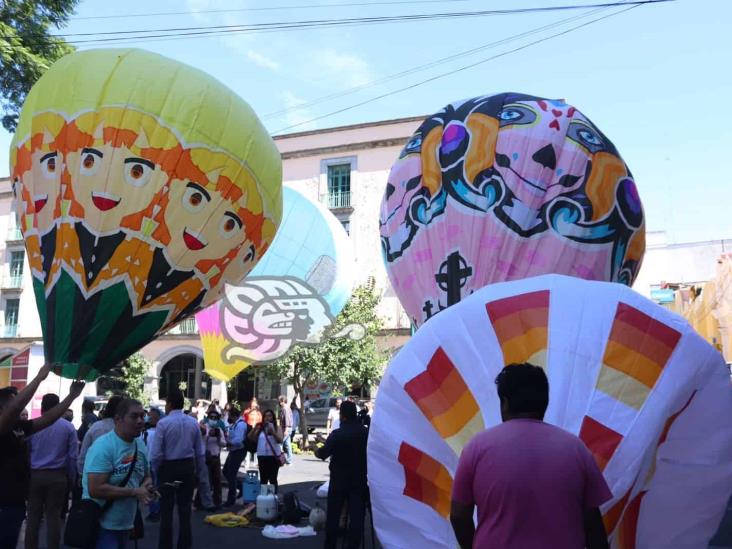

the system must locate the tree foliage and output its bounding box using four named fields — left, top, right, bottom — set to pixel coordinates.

left=260, top=282, right=387, bottom=443
left=0, top=0, right=78, bottom=131
left=101, top=353, right=153, bottom=405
